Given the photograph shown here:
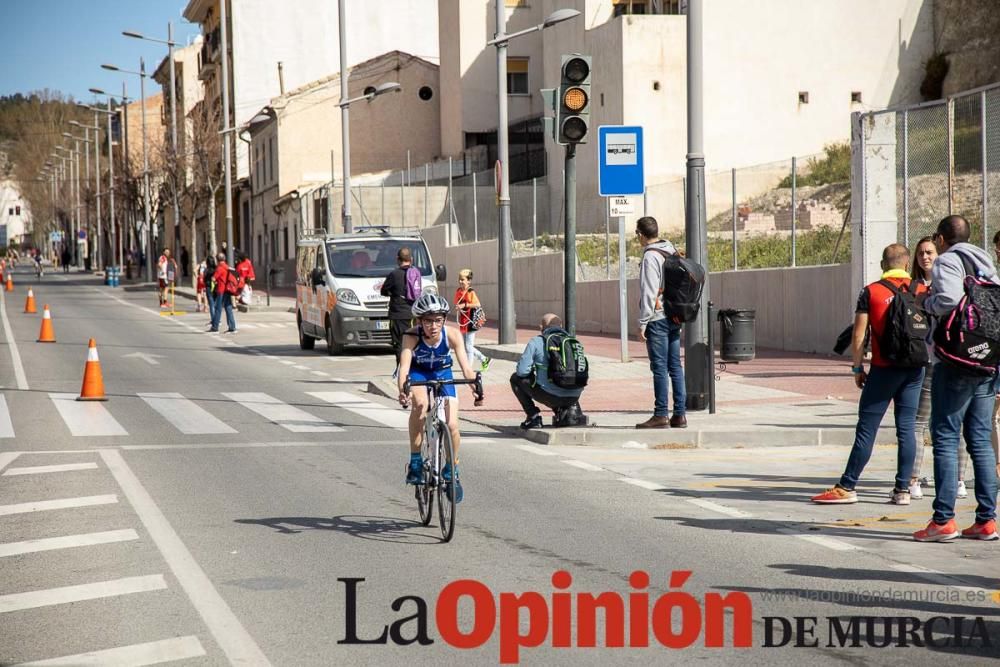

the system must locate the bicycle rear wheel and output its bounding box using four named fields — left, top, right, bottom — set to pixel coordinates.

left=416, top=426, right=434, bottom=526
left=436, top=424, right=457, bottom=542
